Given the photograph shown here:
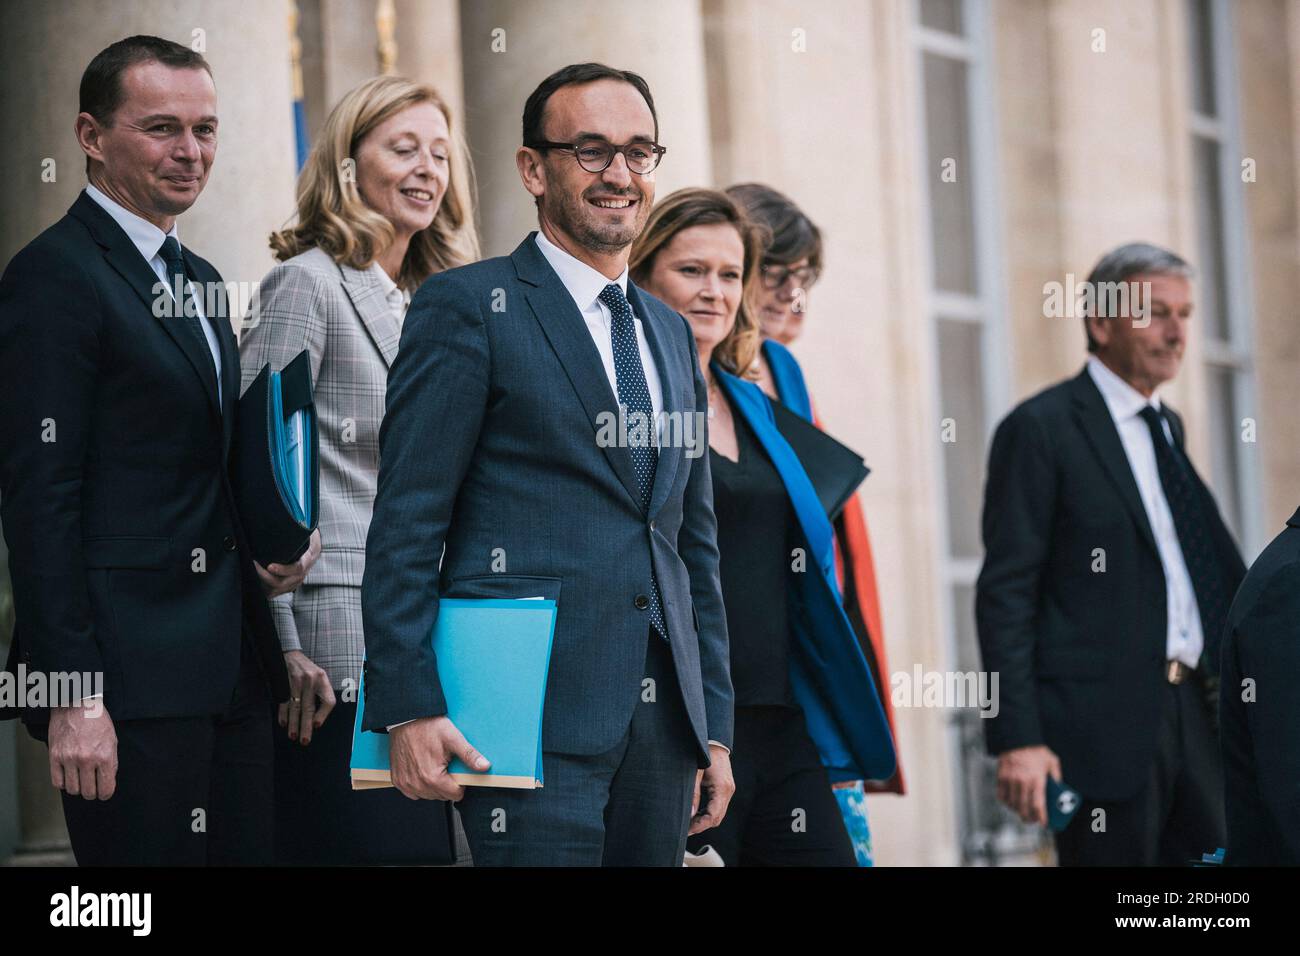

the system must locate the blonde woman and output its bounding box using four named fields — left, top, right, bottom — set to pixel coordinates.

left=240, top=75, right=479, bottom=864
